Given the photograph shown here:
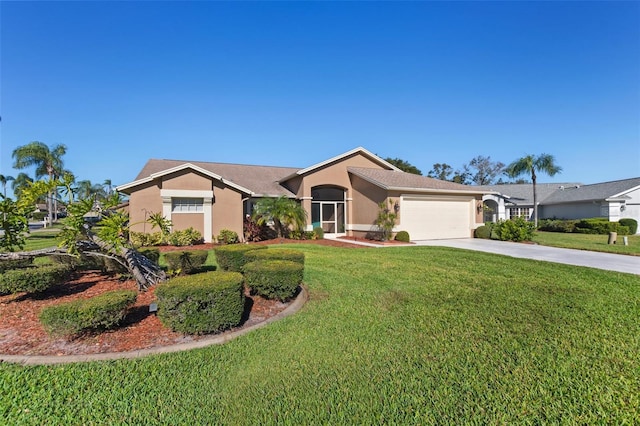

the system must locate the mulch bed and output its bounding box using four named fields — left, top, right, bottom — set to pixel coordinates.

left=0, top=239, right=365, bottom=357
